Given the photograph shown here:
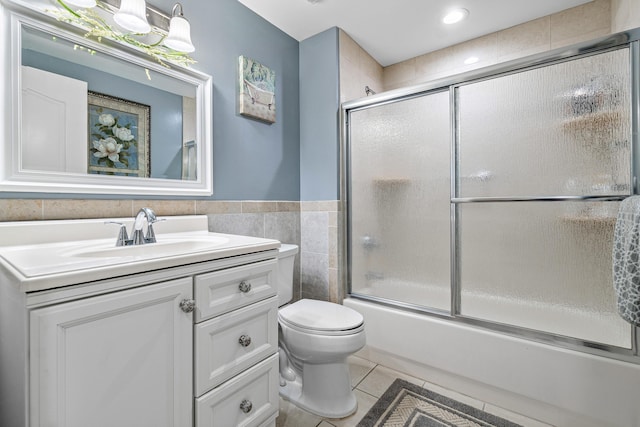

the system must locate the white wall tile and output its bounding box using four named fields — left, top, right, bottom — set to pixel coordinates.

left=383, top=0, right=615, bottom=90
left=611, top=0, right=640, bottom=32
left=550, top=0, right=611, bottom=49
